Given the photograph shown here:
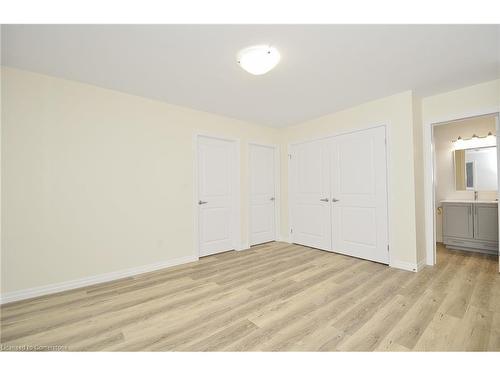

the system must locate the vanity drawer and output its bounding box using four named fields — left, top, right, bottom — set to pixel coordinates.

left=443, top=237, right=473, bottom=247
left=443, top=236, right=498, bottom=252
